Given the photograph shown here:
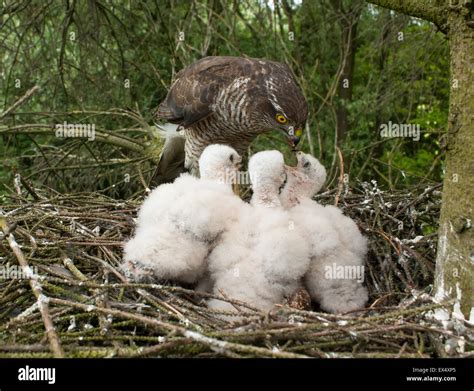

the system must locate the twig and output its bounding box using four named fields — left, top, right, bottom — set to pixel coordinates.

left=0, top=85, right=40, bottom=120
left=334, top=146, right=345, bottom=206
left=2, top=226, right=65, bottom=358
